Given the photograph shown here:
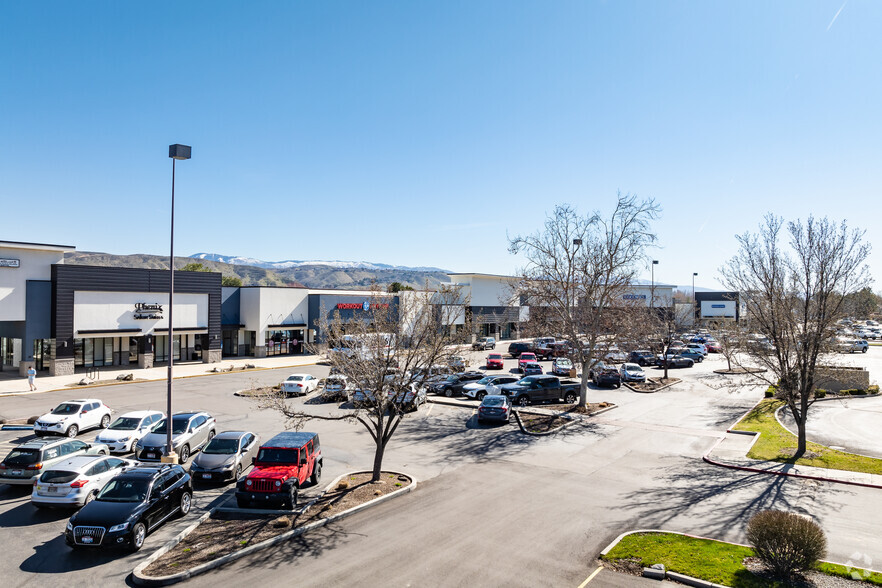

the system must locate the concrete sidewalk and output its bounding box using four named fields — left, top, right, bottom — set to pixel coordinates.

left=705, top=430, right=882, bottom=489
left=0, top=354, right=325, bottom=398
